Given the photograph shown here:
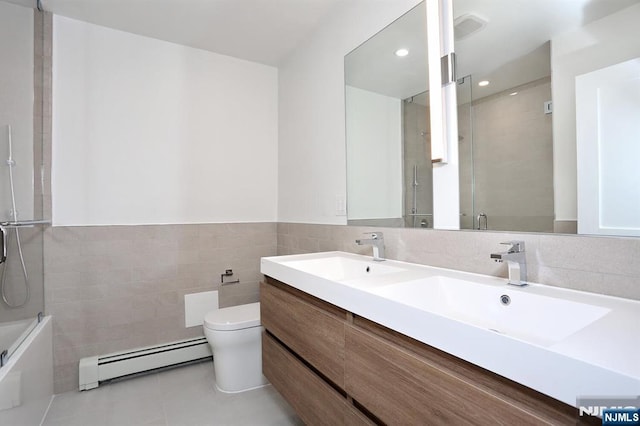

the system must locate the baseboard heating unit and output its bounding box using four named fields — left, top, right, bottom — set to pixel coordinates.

left=79, top=337, right=212, bottom=390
